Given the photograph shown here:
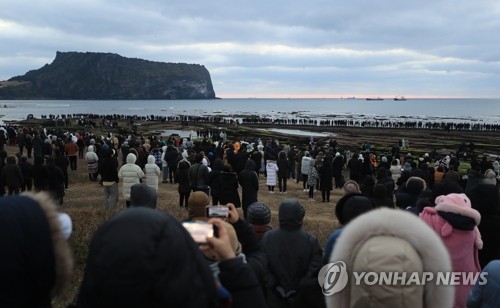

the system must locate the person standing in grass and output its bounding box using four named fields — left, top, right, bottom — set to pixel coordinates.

left=265, top=156, right=279, bottom=194
left=277, top=151, right=290, bottom=194
left=300, top=151, right=312, bottom=191
left=238, top=159, right=259, bottom=217
left=175, top=159, right=191, bottom=208
left=307, top=159, right=319, bottom=201
left=262, top=199, right=323, bottom=307
left=85, top=145, right=99, bottom=182
left=160, top=145, right=169, bottom=184
left=118, top=153, right=145, bottom=208
left=64, top=137, right=79, bottom=171
left=99, top=148, right=119, bottom=210
left=144, top=155, right=161, bottom=192
left=318, top=154, right=333, bottom=202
